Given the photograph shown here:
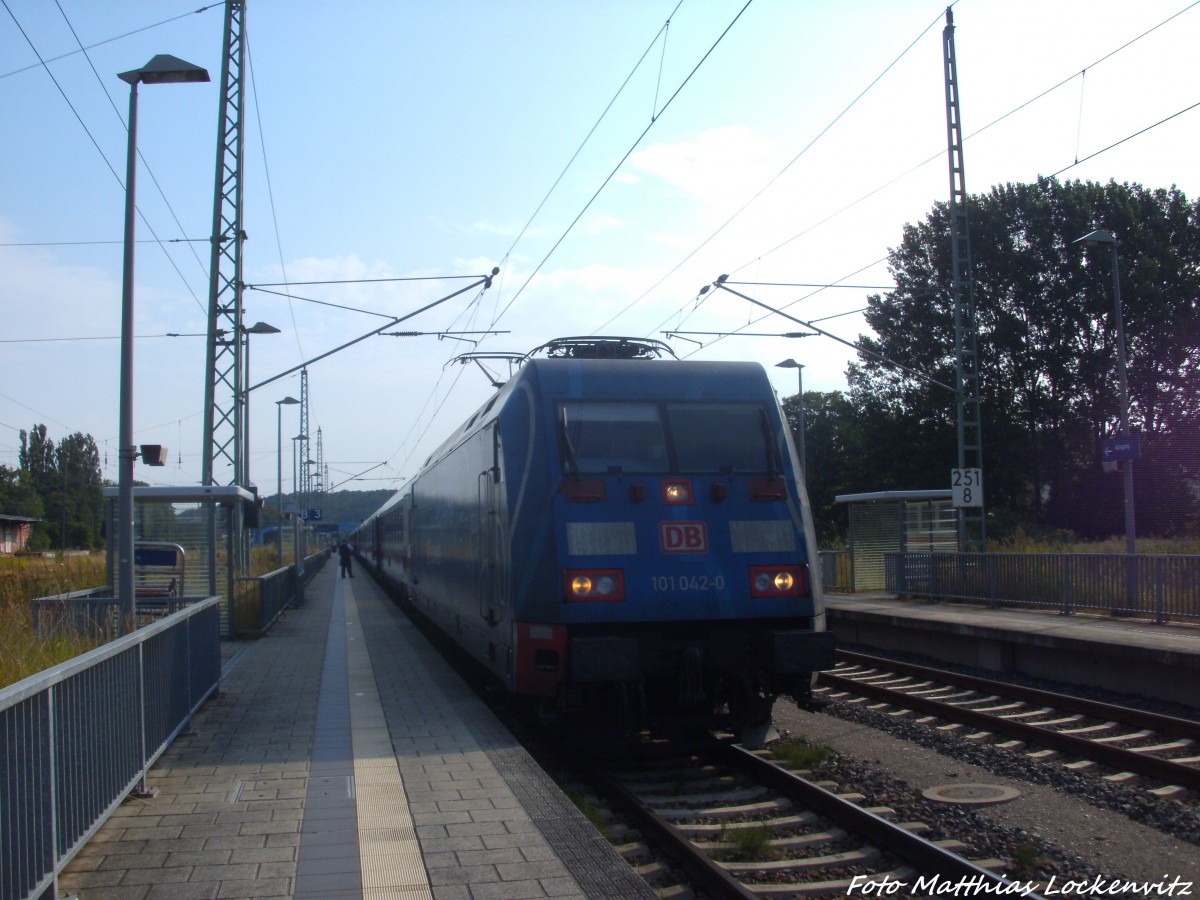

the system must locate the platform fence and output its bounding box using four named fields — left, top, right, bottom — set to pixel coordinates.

left=1, top=597, right=221, bottom=900
left=885, top=551, right=1200, bottom=623
left=819, top=550, right=852, bottom=591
